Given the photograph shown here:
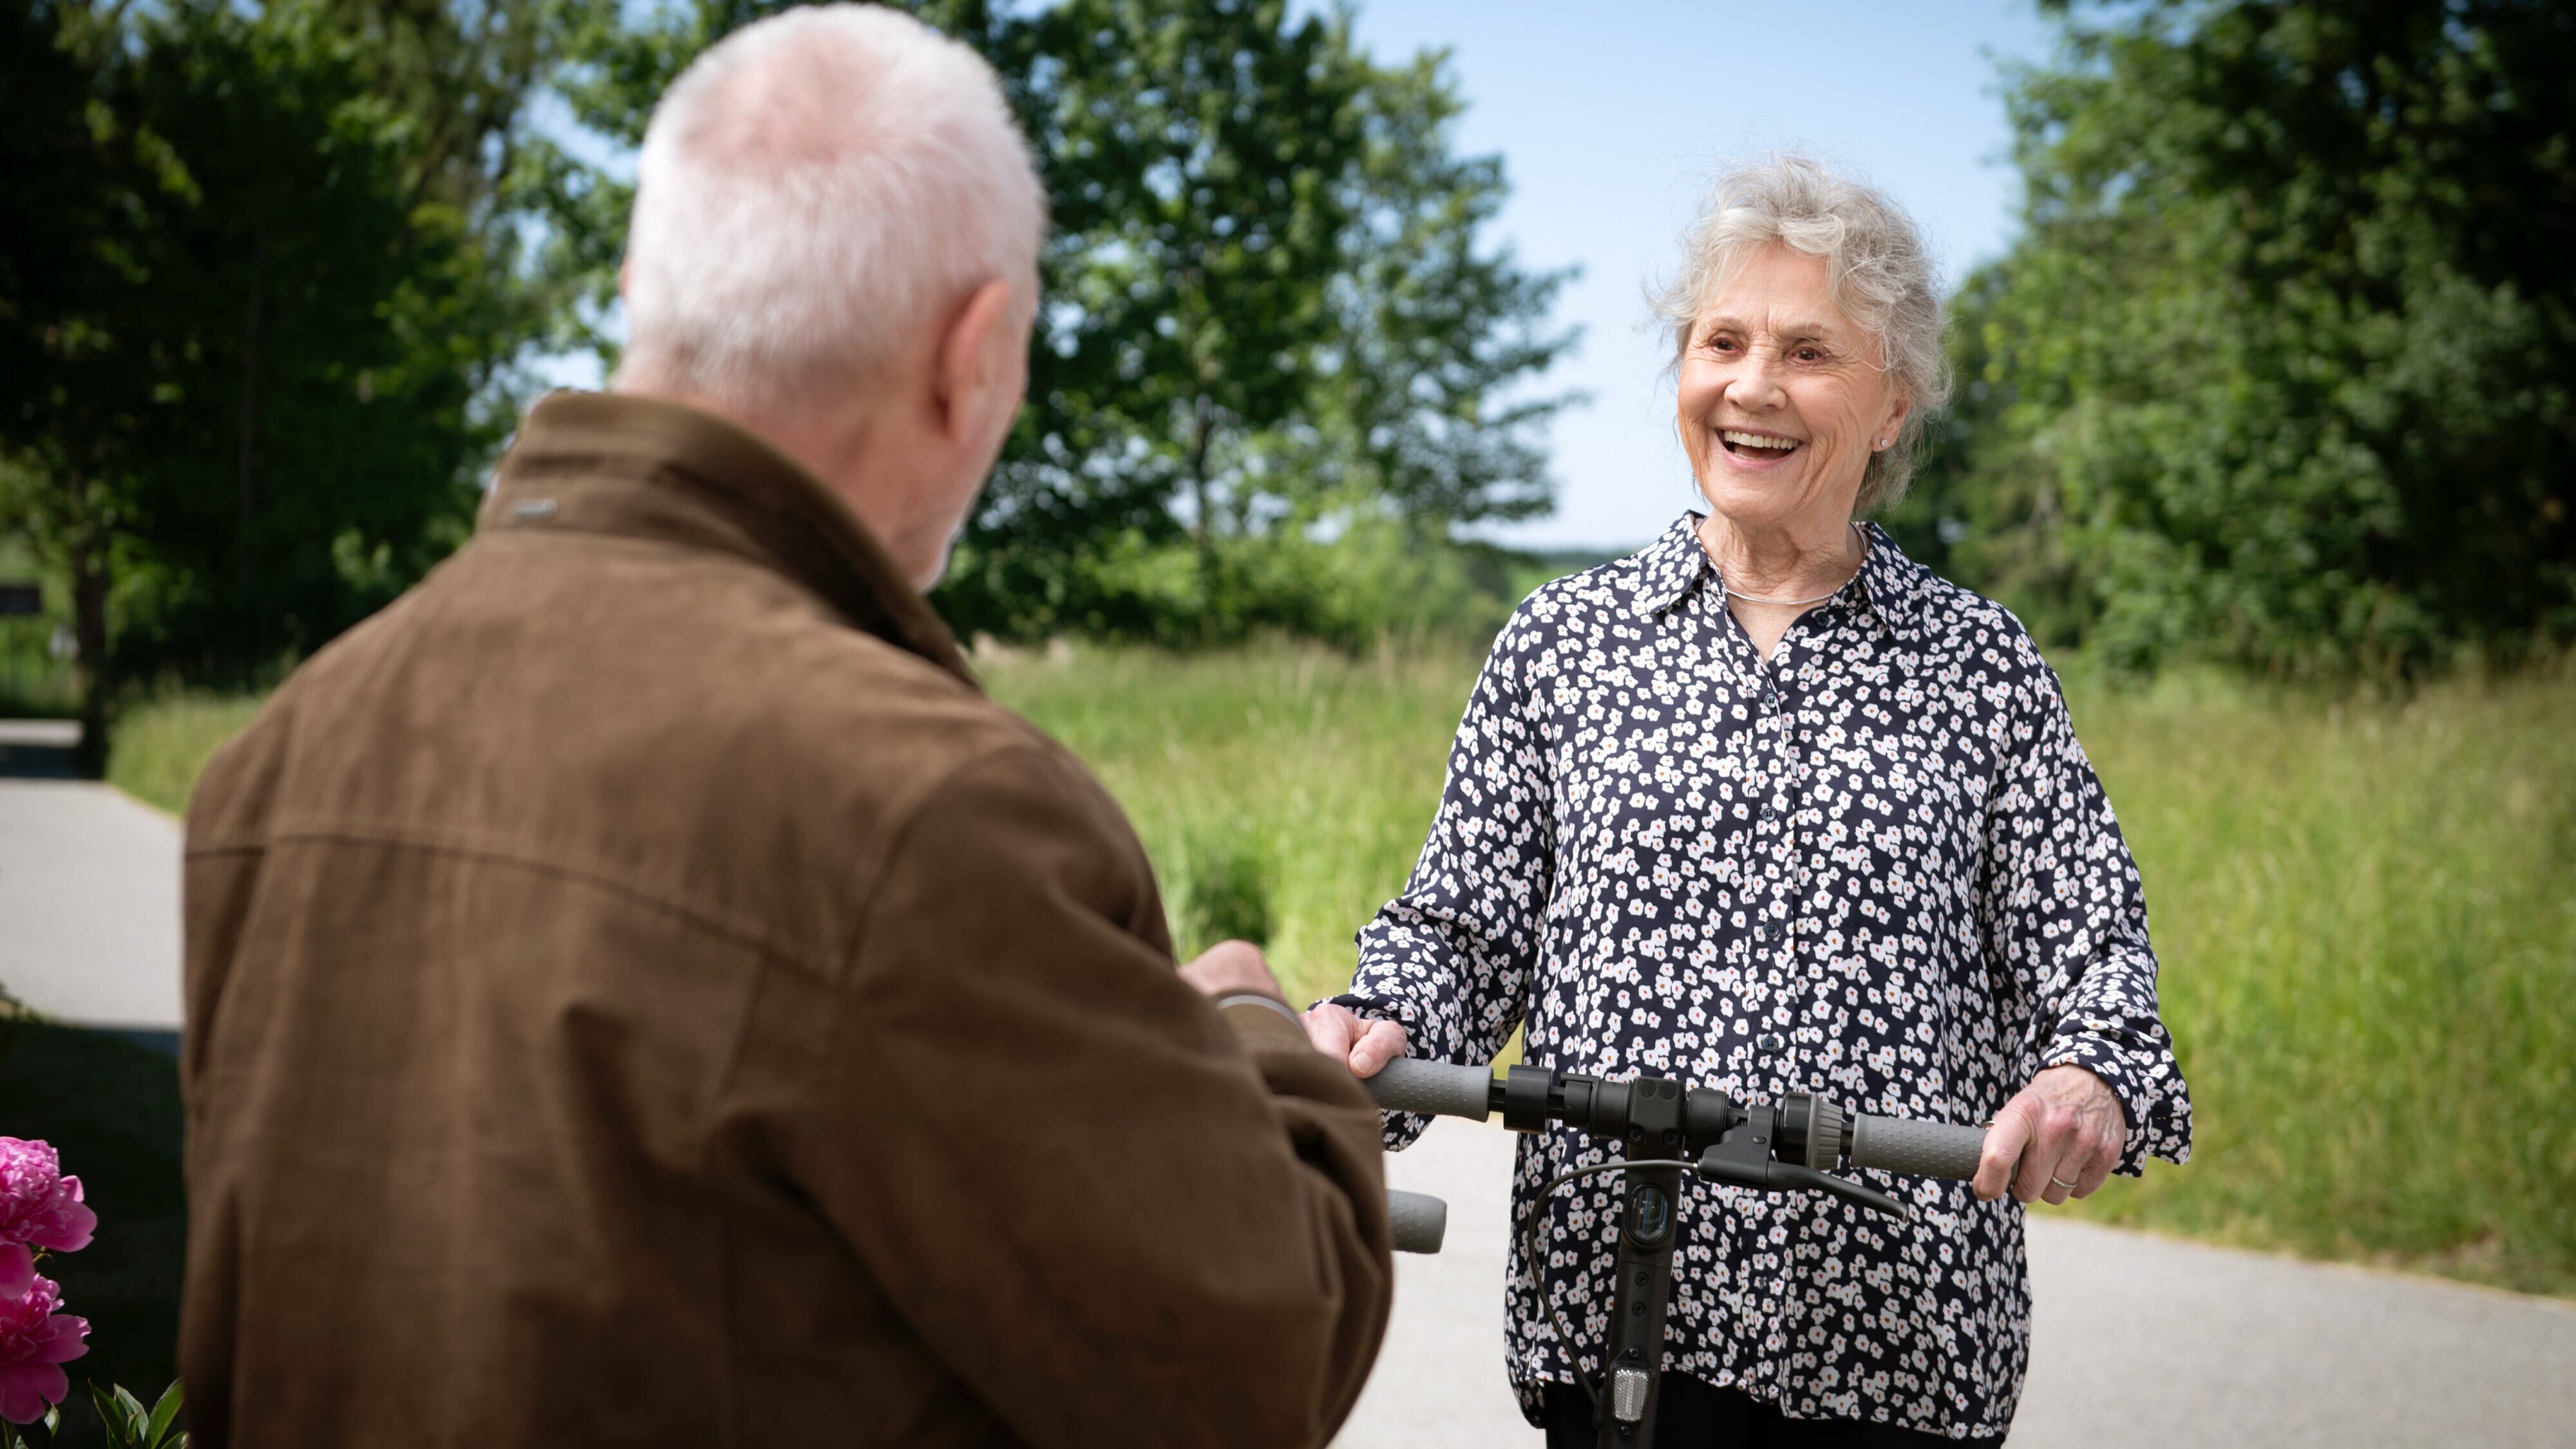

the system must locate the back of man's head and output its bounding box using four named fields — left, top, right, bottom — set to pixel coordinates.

left=620, top=4, right=1045, bottom=410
